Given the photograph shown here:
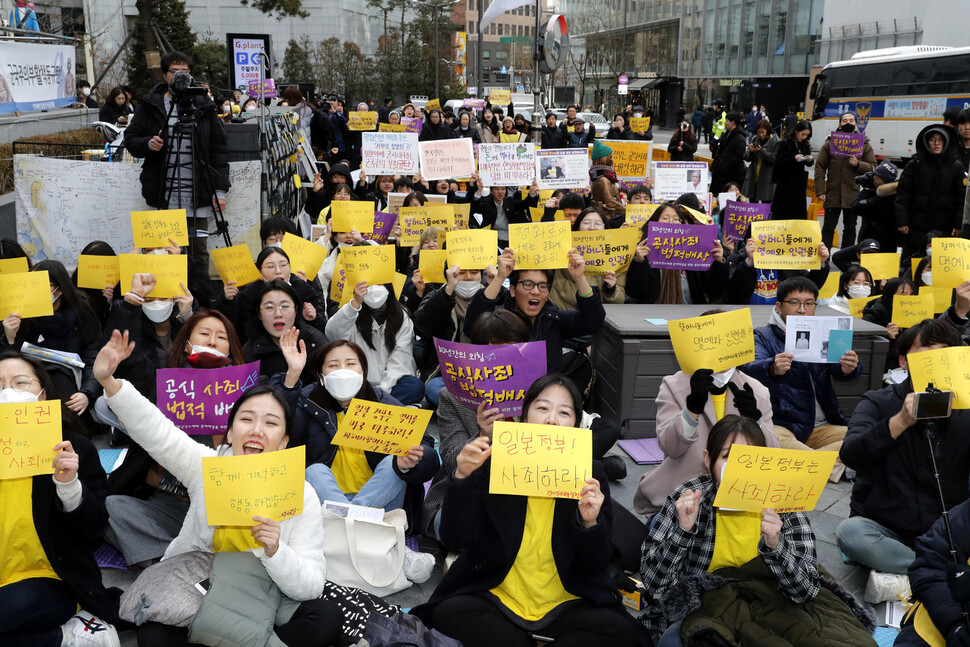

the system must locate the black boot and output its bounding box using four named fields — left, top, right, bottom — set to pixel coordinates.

left=602, top=455, right=627, bottom=481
